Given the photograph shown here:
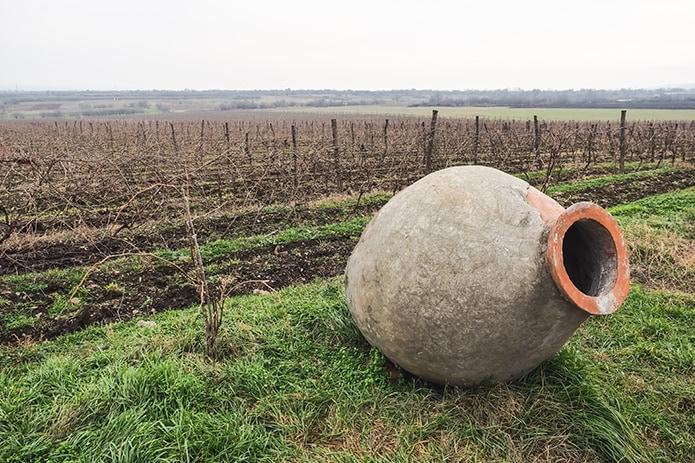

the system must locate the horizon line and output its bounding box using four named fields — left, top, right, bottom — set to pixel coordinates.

left=2, top=87, right=695, bottom=94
